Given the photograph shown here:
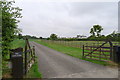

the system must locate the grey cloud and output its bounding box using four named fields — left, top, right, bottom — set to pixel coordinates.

left=15, top=1, right=118, bottom=37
